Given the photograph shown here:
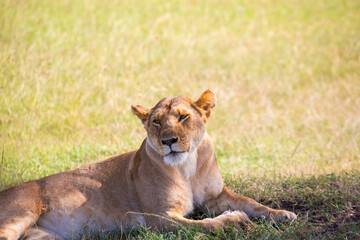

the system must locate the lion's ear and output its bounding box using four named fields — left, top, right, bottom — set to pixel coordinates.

left=131, top=105, right=151, bottom=125
left=194, top=90, right=216, bottom=121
